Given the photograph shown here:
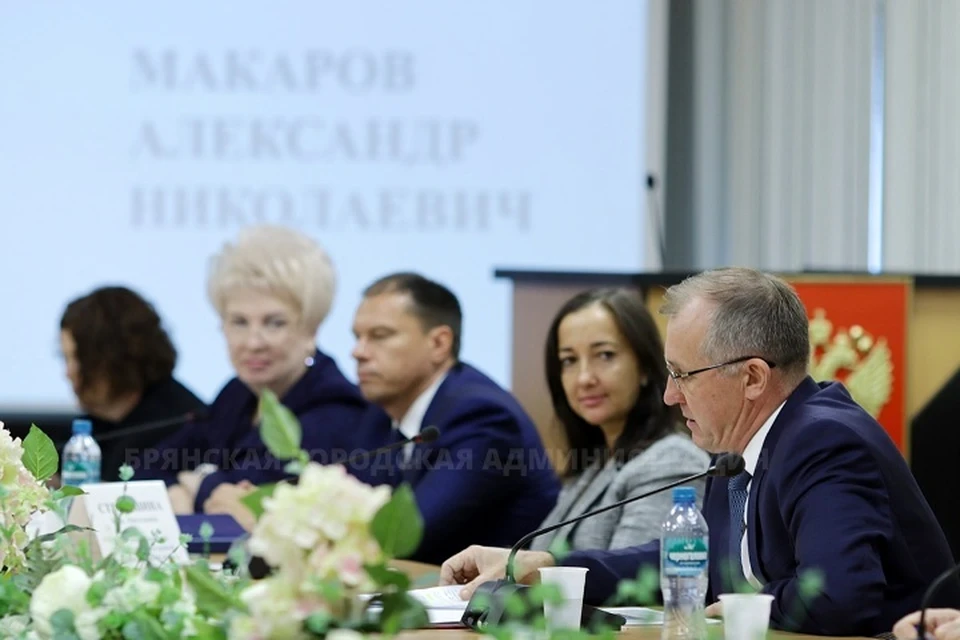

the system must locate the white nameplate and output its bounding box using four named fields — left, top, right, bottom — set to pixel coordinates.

left=67, top=480, right=189, bottom=566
